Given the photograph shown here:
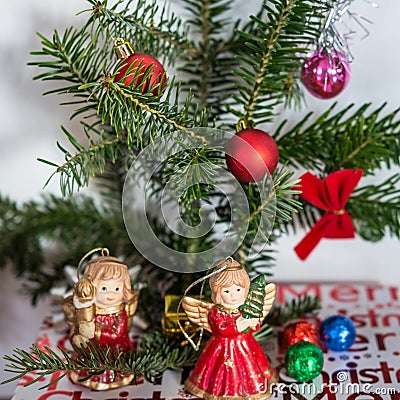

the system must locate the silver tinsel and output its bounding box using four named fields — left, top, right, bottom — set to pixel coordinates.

left=318, top=0, right=378, bottom=61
